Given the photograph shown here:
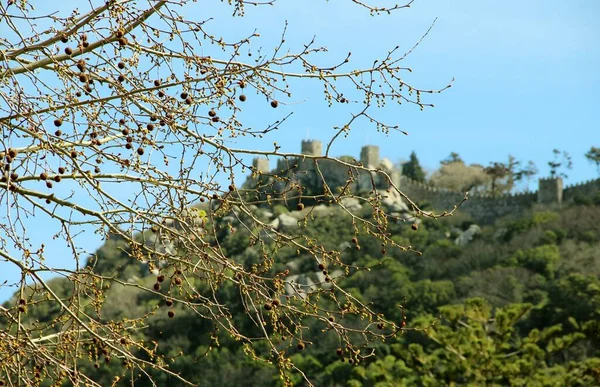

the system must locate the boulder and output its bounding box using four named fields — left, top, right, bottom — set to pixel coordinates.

left=276, top=213, right=298, bottom=230
left=455, top=224, right=481, bottom=246
left=340, top=197, right=362, bottom=213
left=379, top=189, right=409, bottom=213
